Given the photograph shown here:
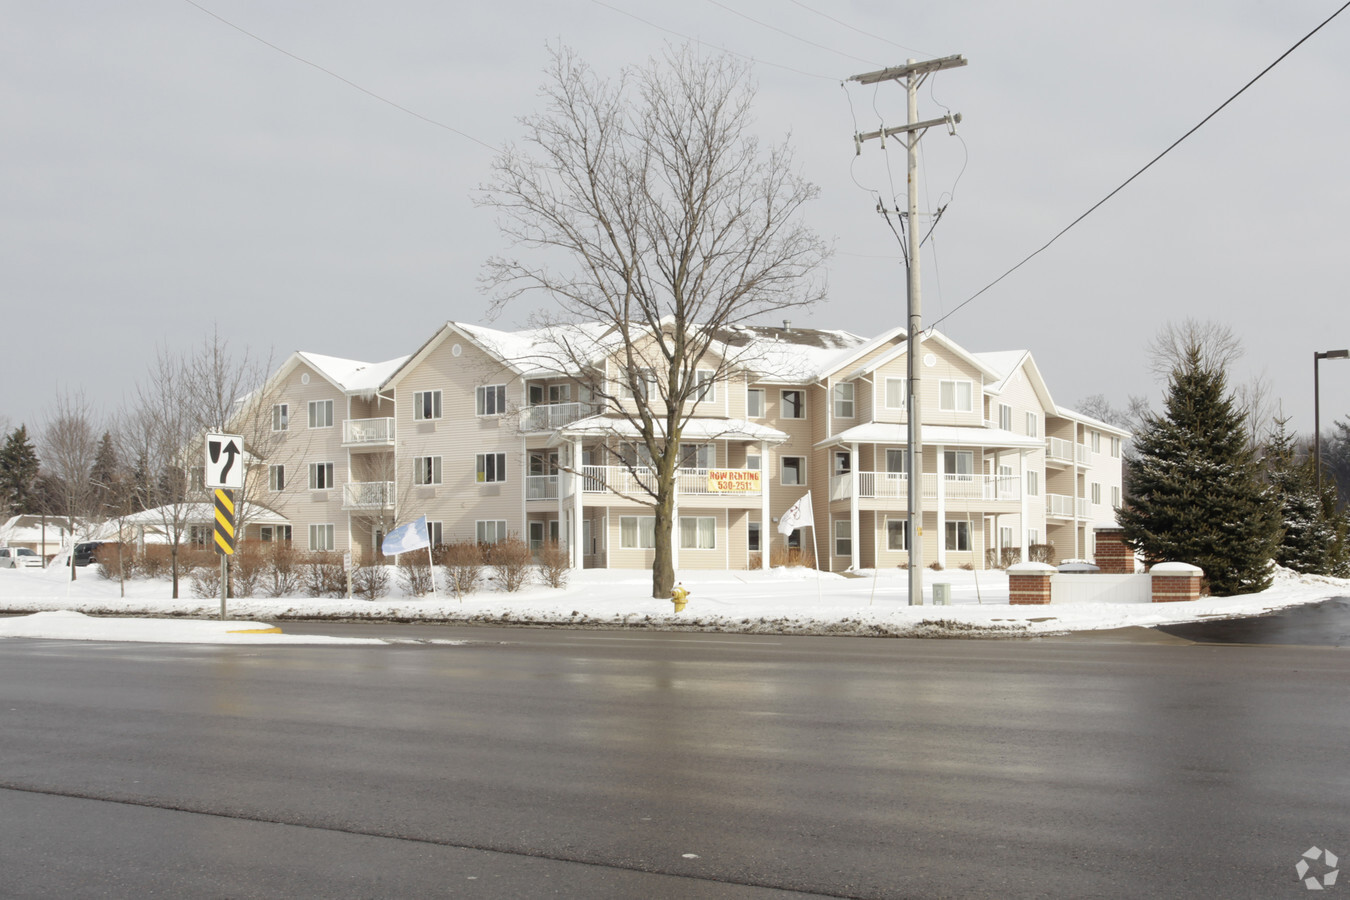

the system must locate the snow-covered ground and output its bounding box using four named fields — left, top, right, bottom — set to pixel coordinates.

left=2, top=562, right=1347, bottom=643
